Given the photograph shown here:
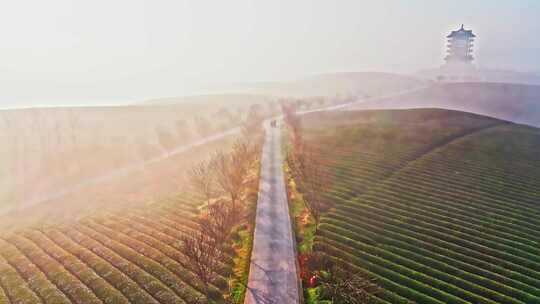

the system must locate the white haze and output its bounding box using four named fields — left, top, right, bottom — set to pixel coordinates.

left=1, top=0, right=540, bottom=108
